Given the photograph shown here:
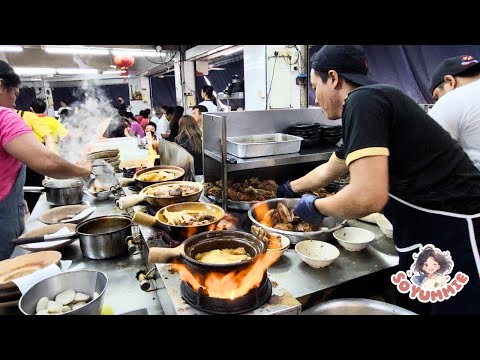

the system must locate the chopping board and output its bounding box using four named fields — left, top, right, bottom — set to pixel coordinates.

left=0, top=251, right=62, bottom=290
